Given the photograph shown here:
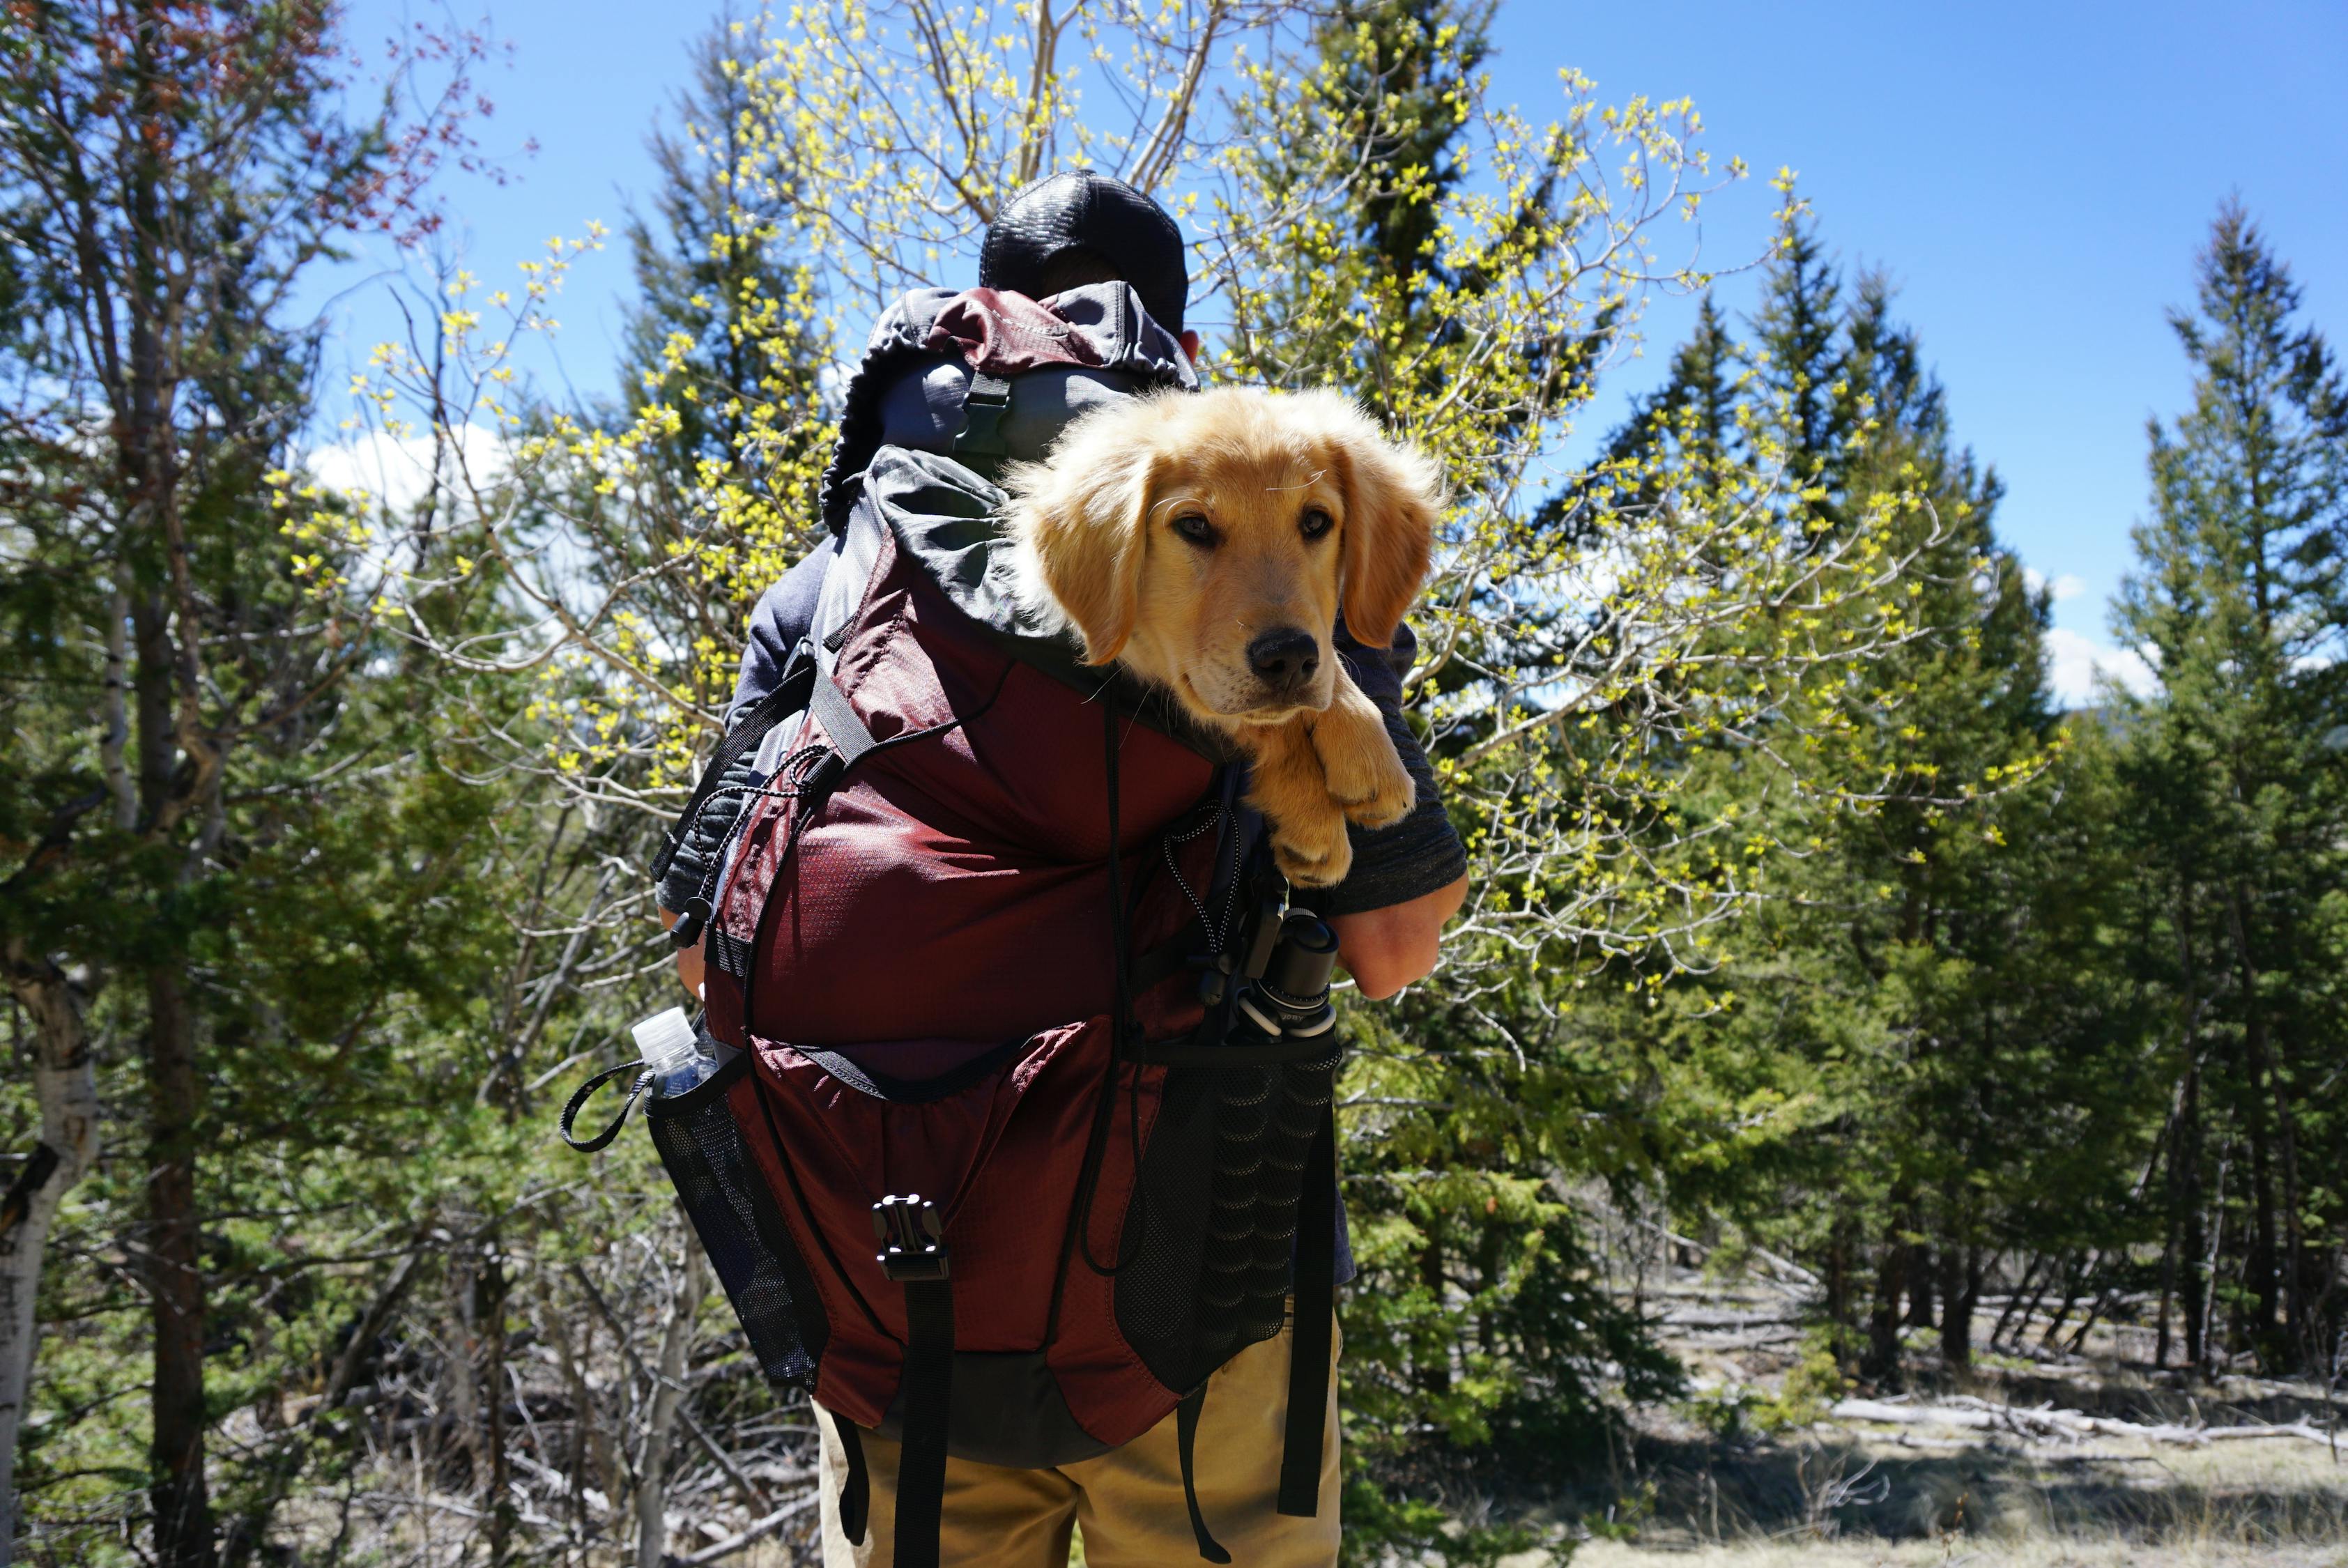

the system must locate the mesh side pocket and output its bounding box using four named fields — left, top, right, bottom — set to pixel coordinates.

left=644, top=1056, right=828, bottom=1390
left=1115, top=1047, right=1342, bottom=1392
left=1114, top=1066, right=1217, bottom=1388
